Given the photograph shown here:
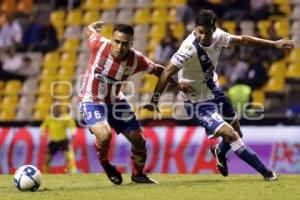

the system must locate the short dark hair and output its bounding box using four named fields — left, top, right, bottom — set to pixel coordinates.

left=195, top=10, right=216, bottom=27
left=113, top=24, right=134, bottom=37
